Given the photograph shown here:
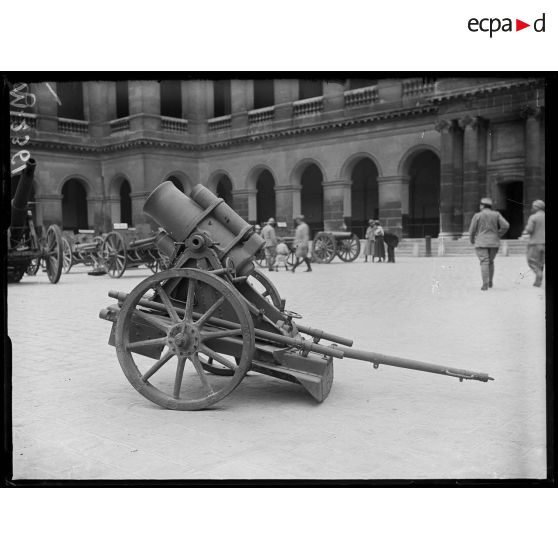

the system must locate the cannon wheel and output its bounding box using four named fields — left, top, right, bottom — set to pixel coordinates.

left=62, top=237, right=73, bottom=273
left=102, top=232, right=127, bottom=278
left=115, top=268, right=255, bottom=410
left=254, top=248, right=266, bottom=268
left=286, top=250, right=297, bottom=269
left=336, top=233, right=361, bottom=262
left=248, top=269, right=282, bottom=309
left=43, top=224, right=64, bottom=284
left=312, top=233, right=336, bottom=264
